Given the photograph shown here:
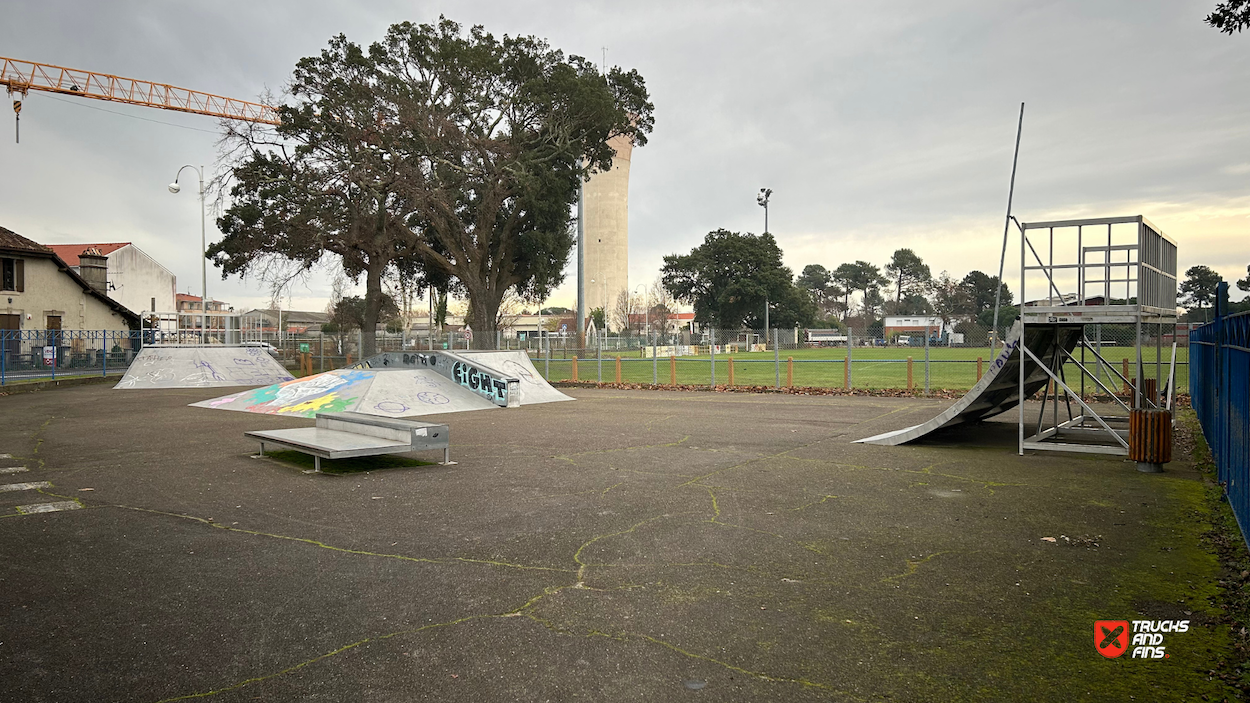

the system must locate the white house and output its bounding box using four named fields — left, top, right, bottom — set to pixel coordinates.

left=883, top=315, right=948, bottom=339
left=47, top=242, right=176, bottom=315
left=1, top=227, right=140, bottom=337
